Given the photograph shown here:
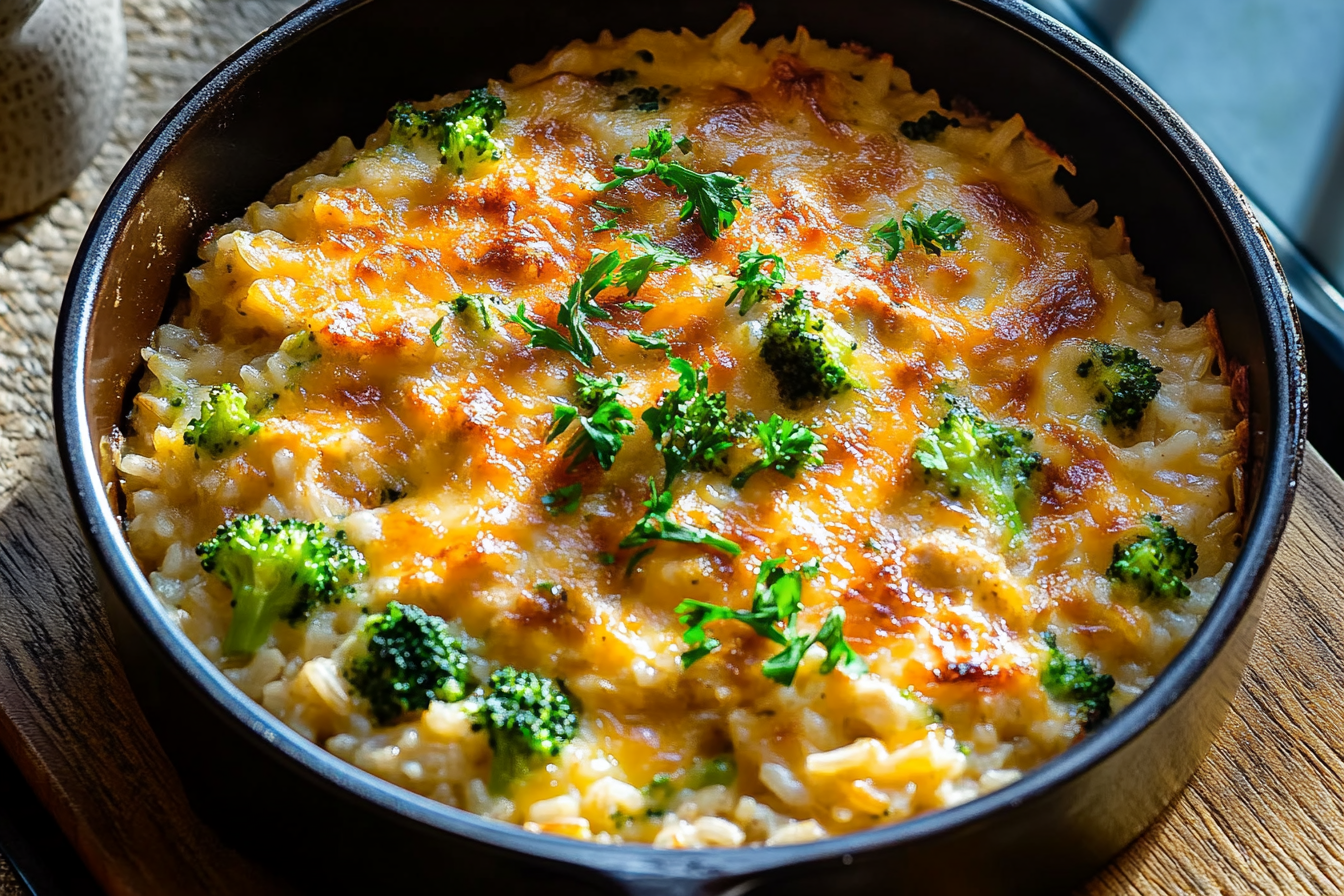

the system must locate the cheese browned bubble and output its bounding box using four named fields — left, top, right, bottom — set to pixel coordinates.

left=114, top=8, right=1245, bottom=846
